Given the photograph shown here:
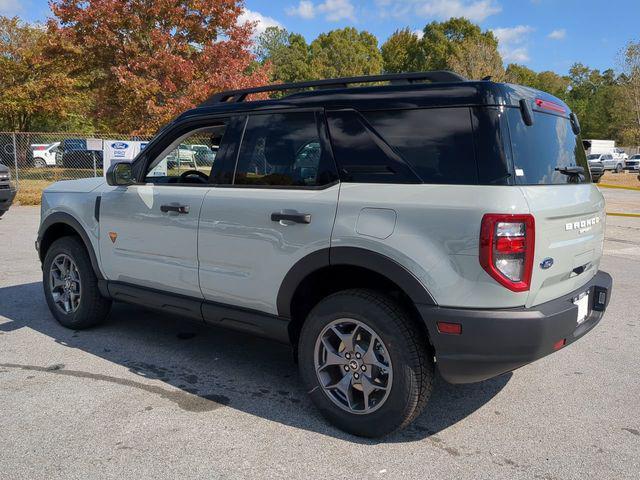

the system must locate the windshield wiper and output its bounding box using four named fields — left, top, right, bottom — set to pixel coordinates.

left=555, top=166, right=585, bottom=176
